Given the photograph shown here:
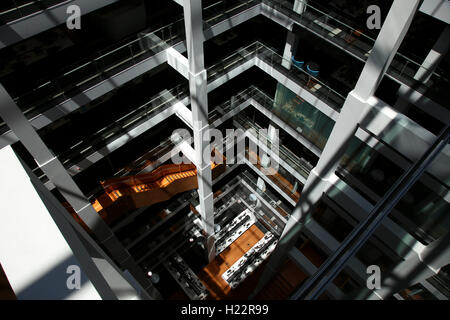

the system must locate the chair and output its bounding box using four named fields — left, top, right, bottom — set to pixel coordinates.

left=291, top=56, right=304, bottom=69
